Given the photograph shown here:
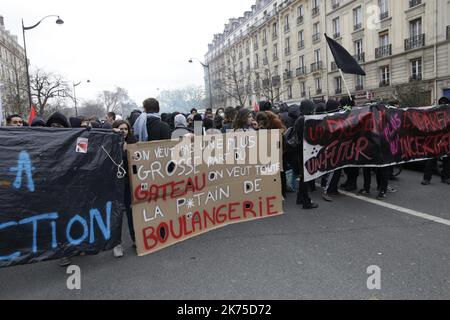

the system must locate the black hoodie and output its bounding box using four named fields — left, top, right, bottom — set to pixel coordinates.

left=46, top=112, right=70, bottom=128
